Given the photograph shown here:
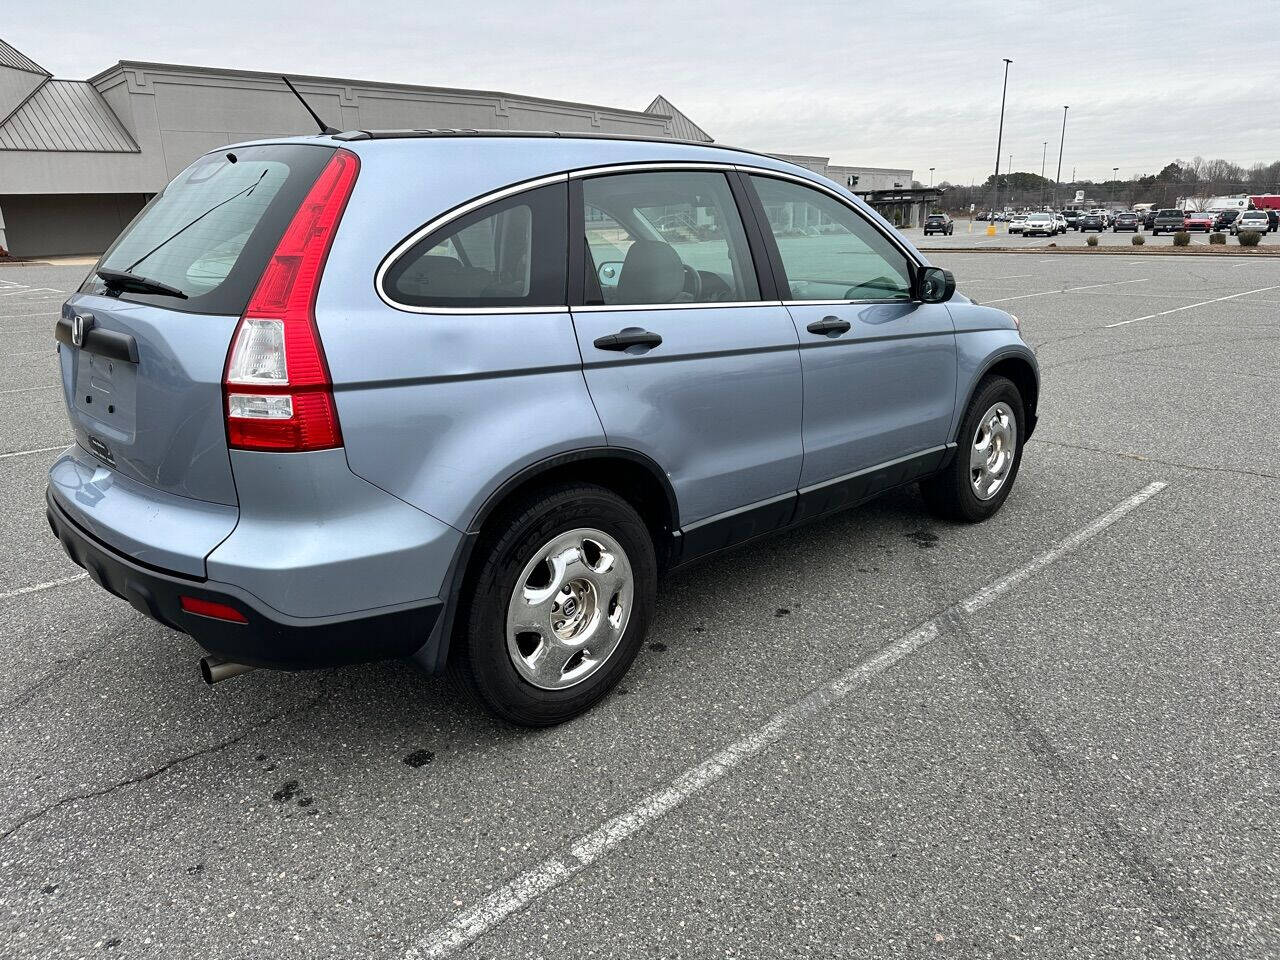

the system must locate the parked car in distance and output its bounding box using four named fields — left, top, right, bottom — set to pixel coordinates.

left=1213, top=210, right=1240, bottom=232
left=46, top=130, right=1039, bottom=725
left=1008, top=214, right=1028, bottom=234
left=1062, top=209, right=1082, bottom=230
left=1151, top=209, right=1187, bottom=235
left=1022, top=212, right=1057, bottom=236
left=924, top=212, right=954, bottom=236
left=1113, top=212, right=1140, bottom=232
left=1231, top=210, right=1270, bottom=235
left=1053, top=213, right=1067, bottom=234
left=1183, top=211, right=1214, bottom=233
left=1142, top=208, right=1159, bottom=230
left=1078, top=211, right=1106, bottom=232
